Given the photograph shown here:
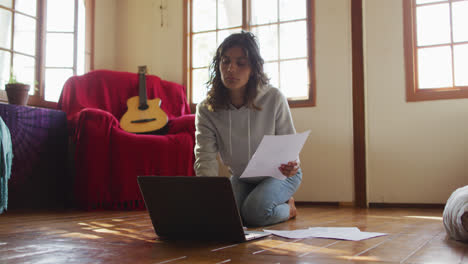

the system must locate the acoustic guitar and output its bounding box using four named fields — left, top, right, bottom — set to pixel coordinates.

left=120, top=66, right=168, bottom=133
